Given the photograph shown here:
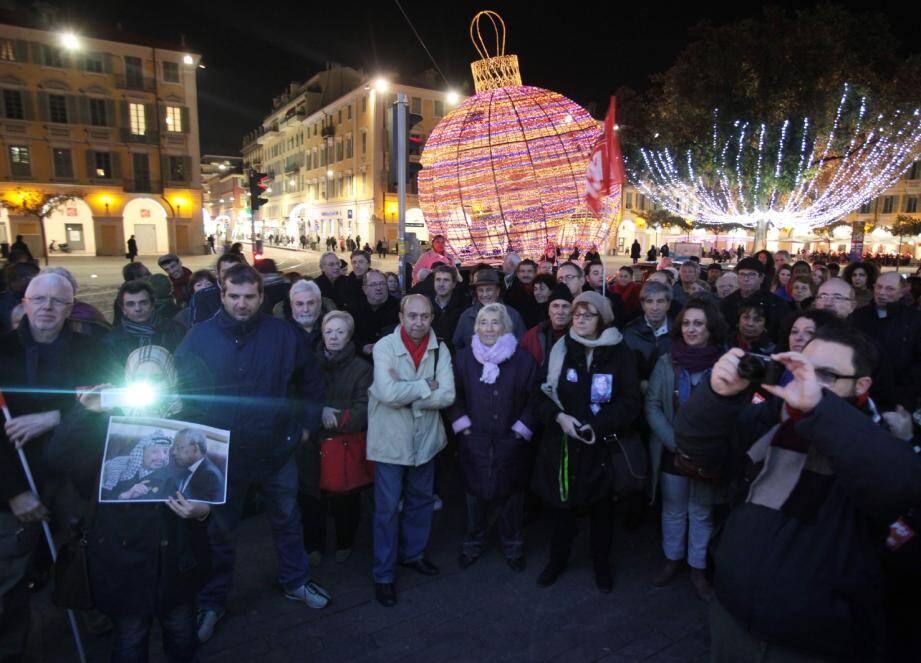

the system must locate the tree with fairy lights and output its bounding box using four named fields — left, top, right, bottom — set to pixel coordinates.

left=631, top=85, right=921, bottom=248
